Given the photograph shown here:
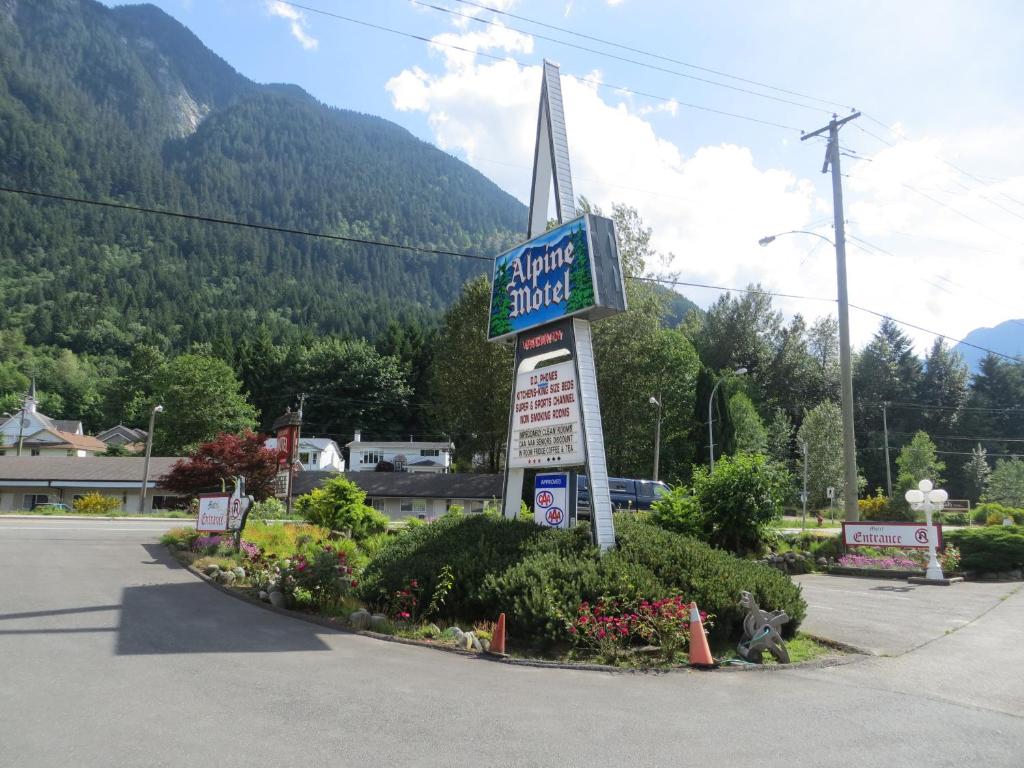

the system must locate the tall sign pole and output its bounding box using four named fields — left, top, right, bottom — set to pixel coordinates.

left=492, top=61, right=625, bottom=551
left=802, top=111, right=861, bottom=521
